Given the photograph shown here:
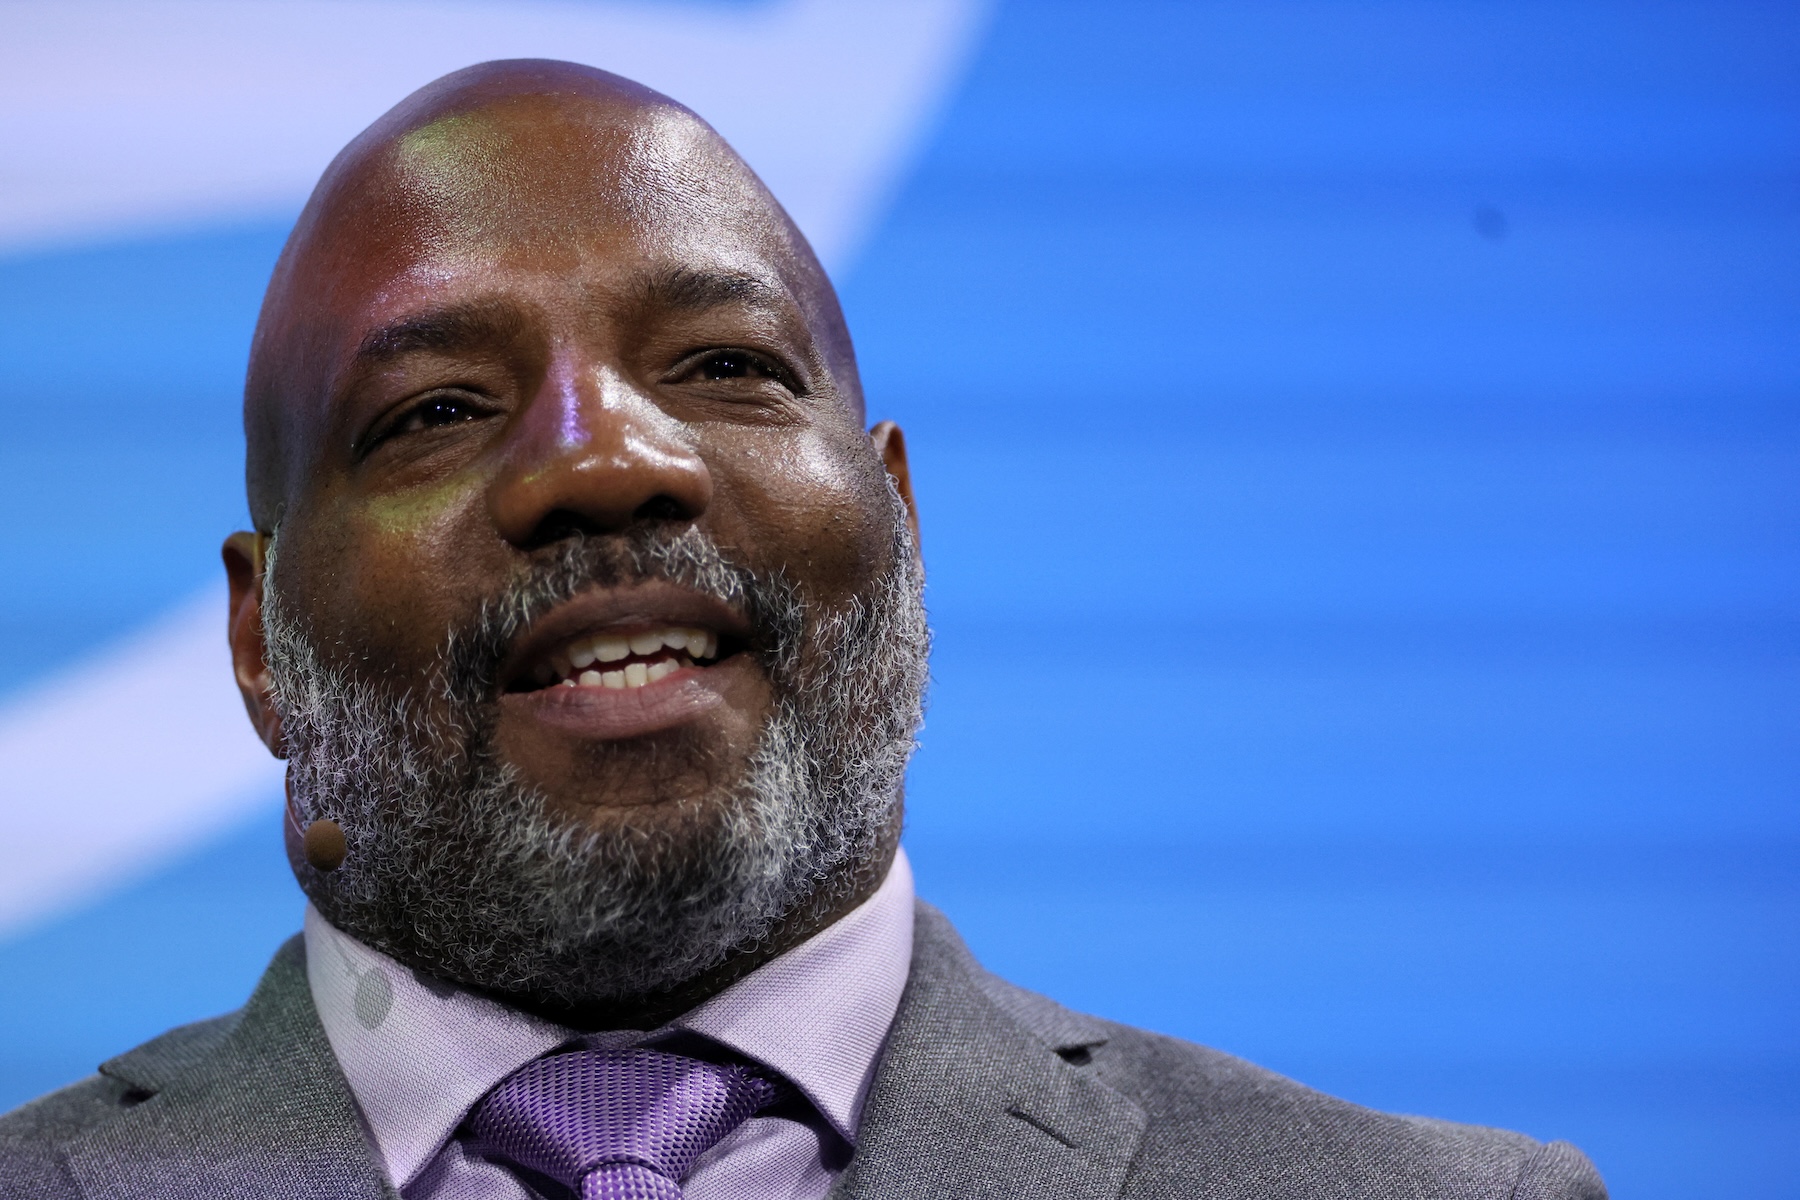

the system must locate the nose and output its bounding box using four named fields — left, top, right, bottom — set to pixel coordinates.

left=488, top=357, right=712, bottom=546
